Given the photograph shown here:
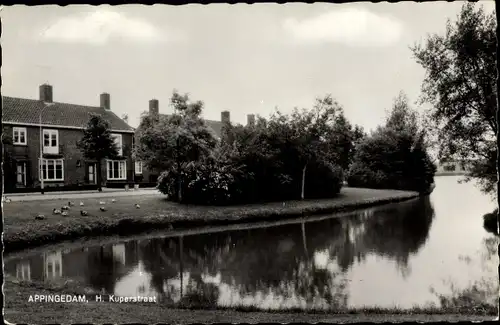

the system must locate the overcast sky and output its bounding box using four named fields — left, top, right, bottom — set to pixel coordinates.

left=1, top=2, right=496, bottom=131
